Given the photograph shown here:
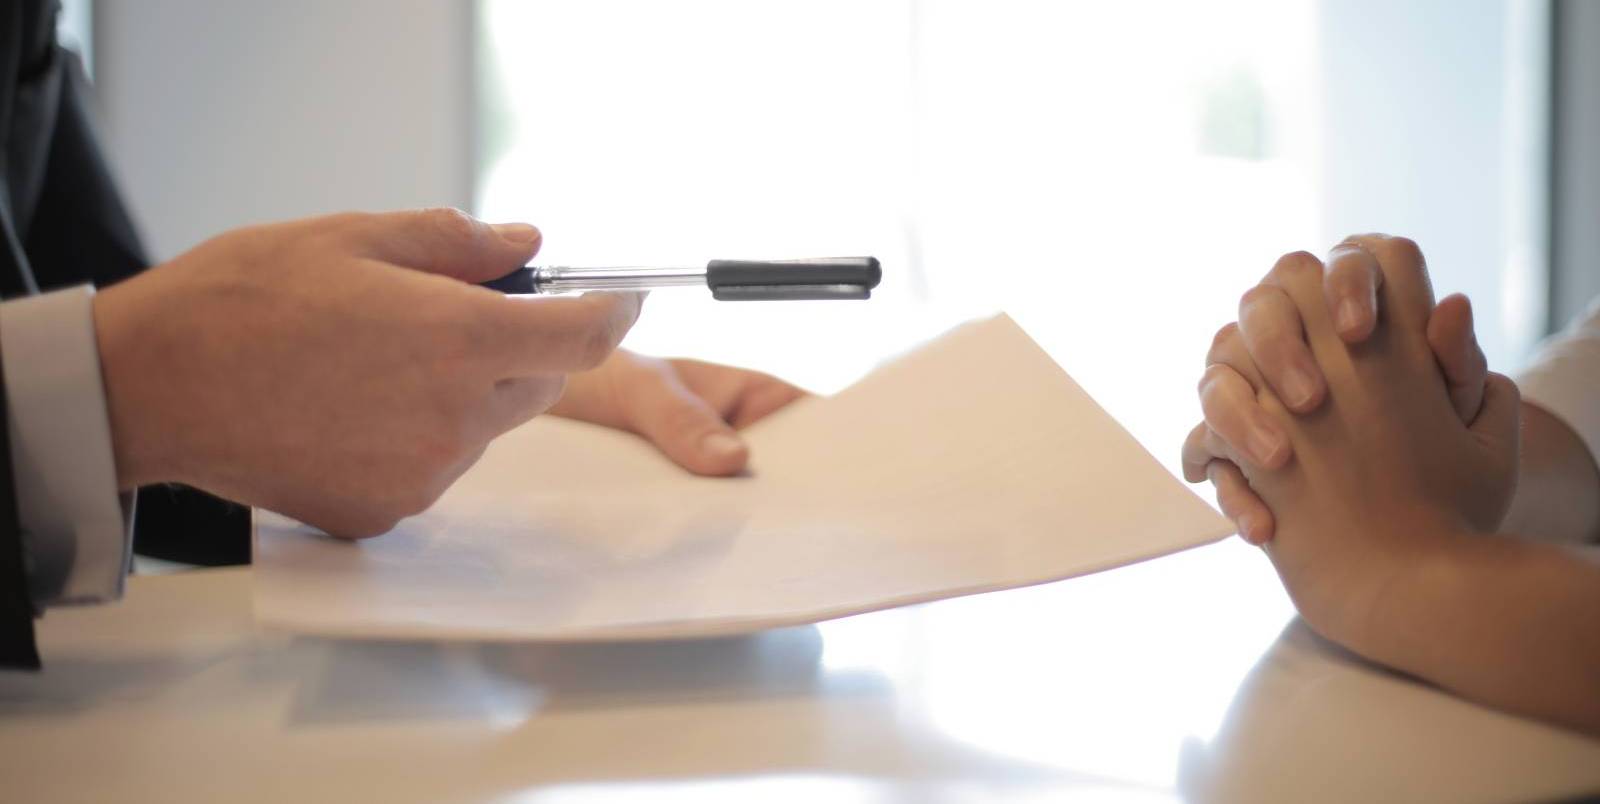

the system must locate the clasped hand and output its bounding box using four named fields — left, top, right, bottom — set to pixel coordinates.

left=1181, top=235, right=1520, bottom=645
